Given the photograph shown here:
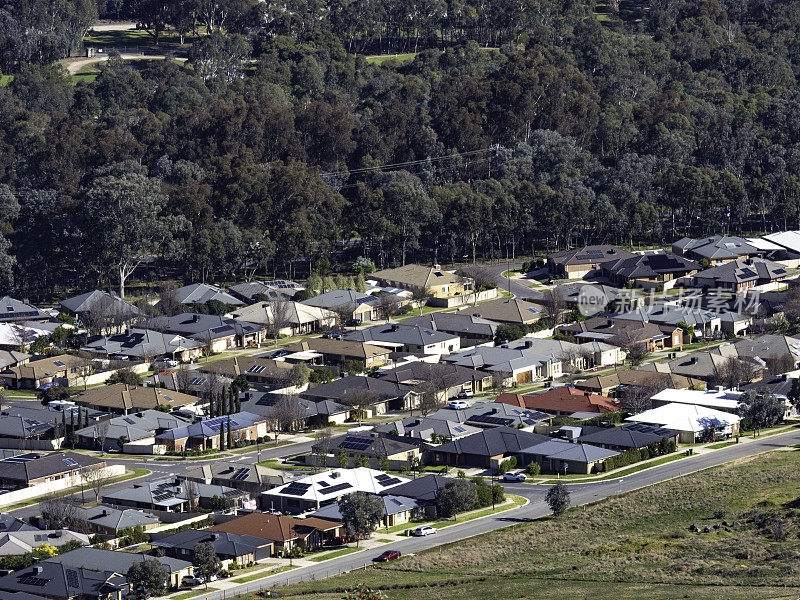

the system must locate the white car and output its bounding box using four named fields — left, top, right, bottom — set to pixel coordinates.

left=502, top=472, right=527, bottom=482
left=413, top=525, right=437, bottom=536
left=448, top=400, right=469, bottom=410
left=154, top=358, right=179, bottom=368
